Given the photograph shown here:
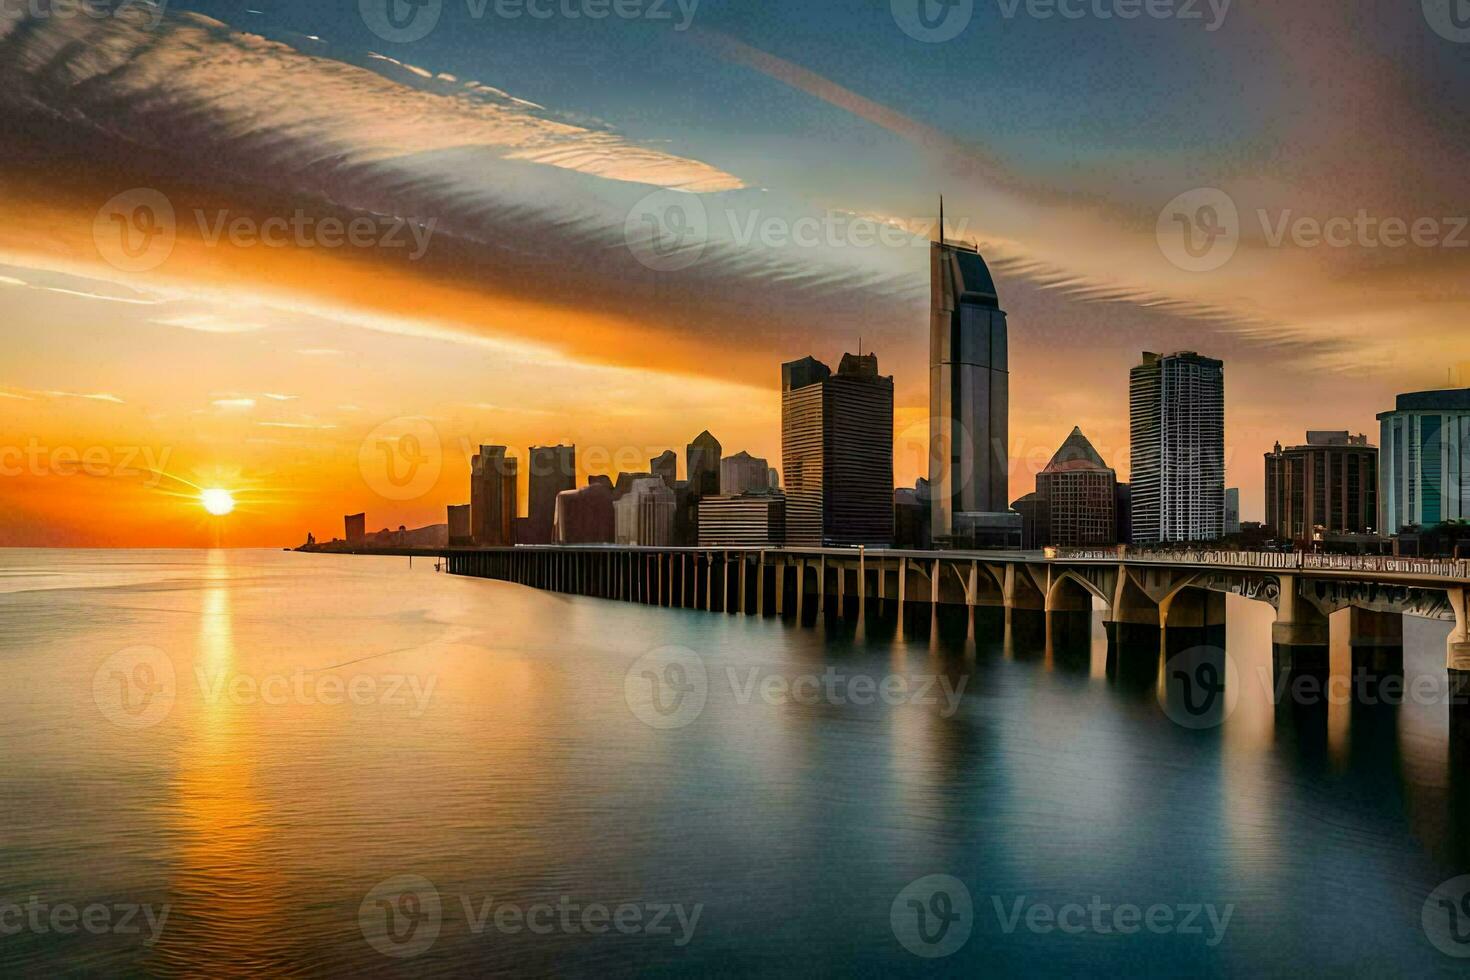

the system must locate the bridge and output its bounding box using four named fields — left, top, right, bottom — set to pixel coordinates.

left=439, top=545, right=1470, bottom=683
